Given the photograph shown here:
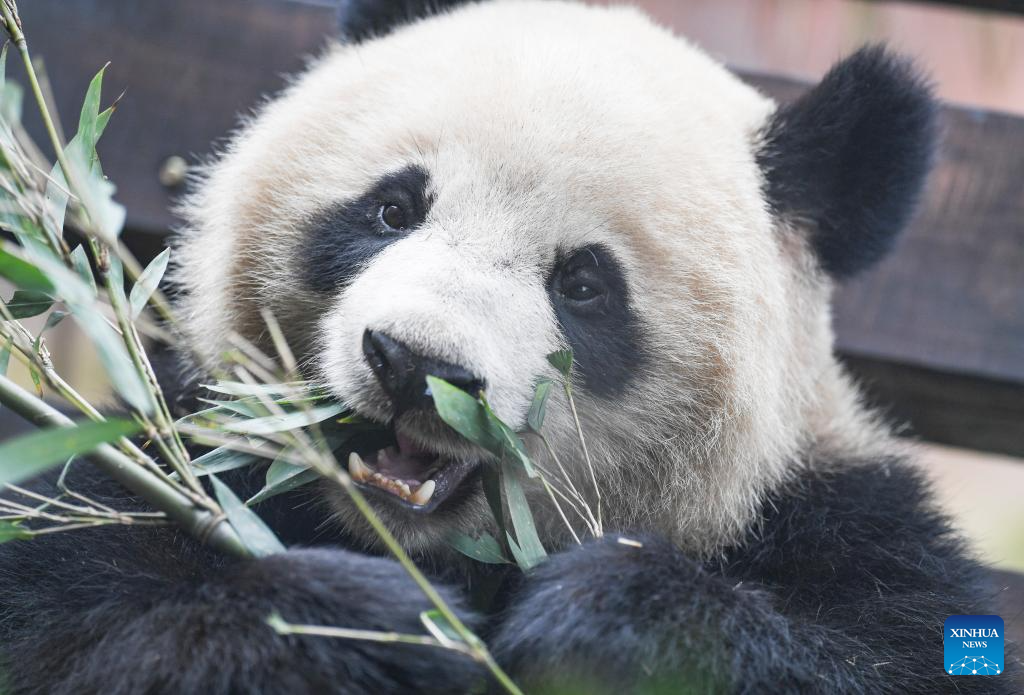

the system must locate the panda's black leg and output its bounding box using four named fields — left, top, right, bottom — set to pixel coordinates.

left=0, top=523, right=485, bottom=695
